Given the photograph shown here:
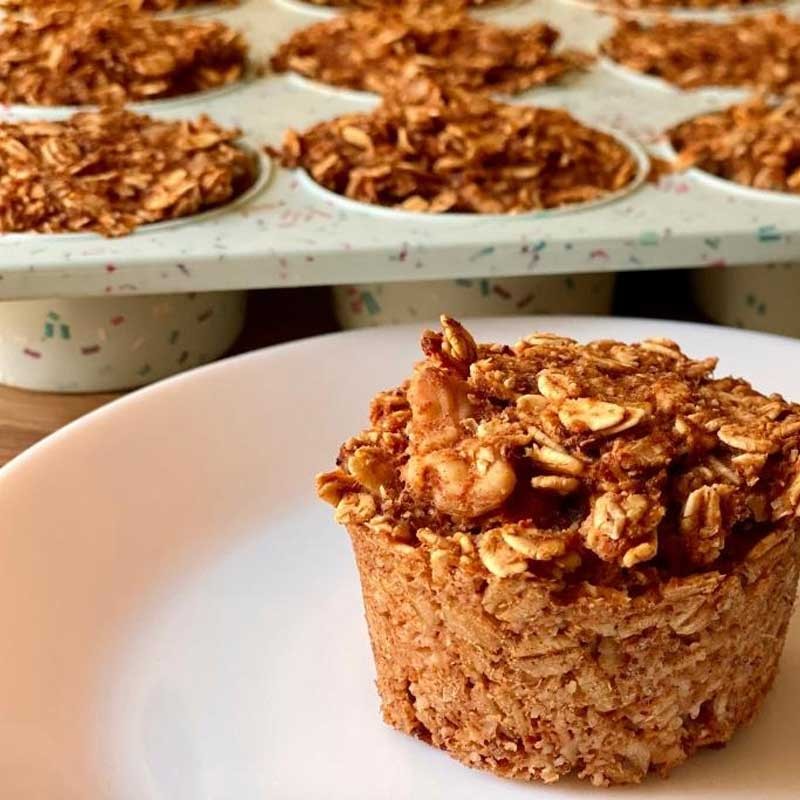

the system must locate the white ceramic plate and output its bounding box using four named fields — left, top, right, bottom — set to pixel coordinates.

left=2, top=316, right=800, bottom=800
